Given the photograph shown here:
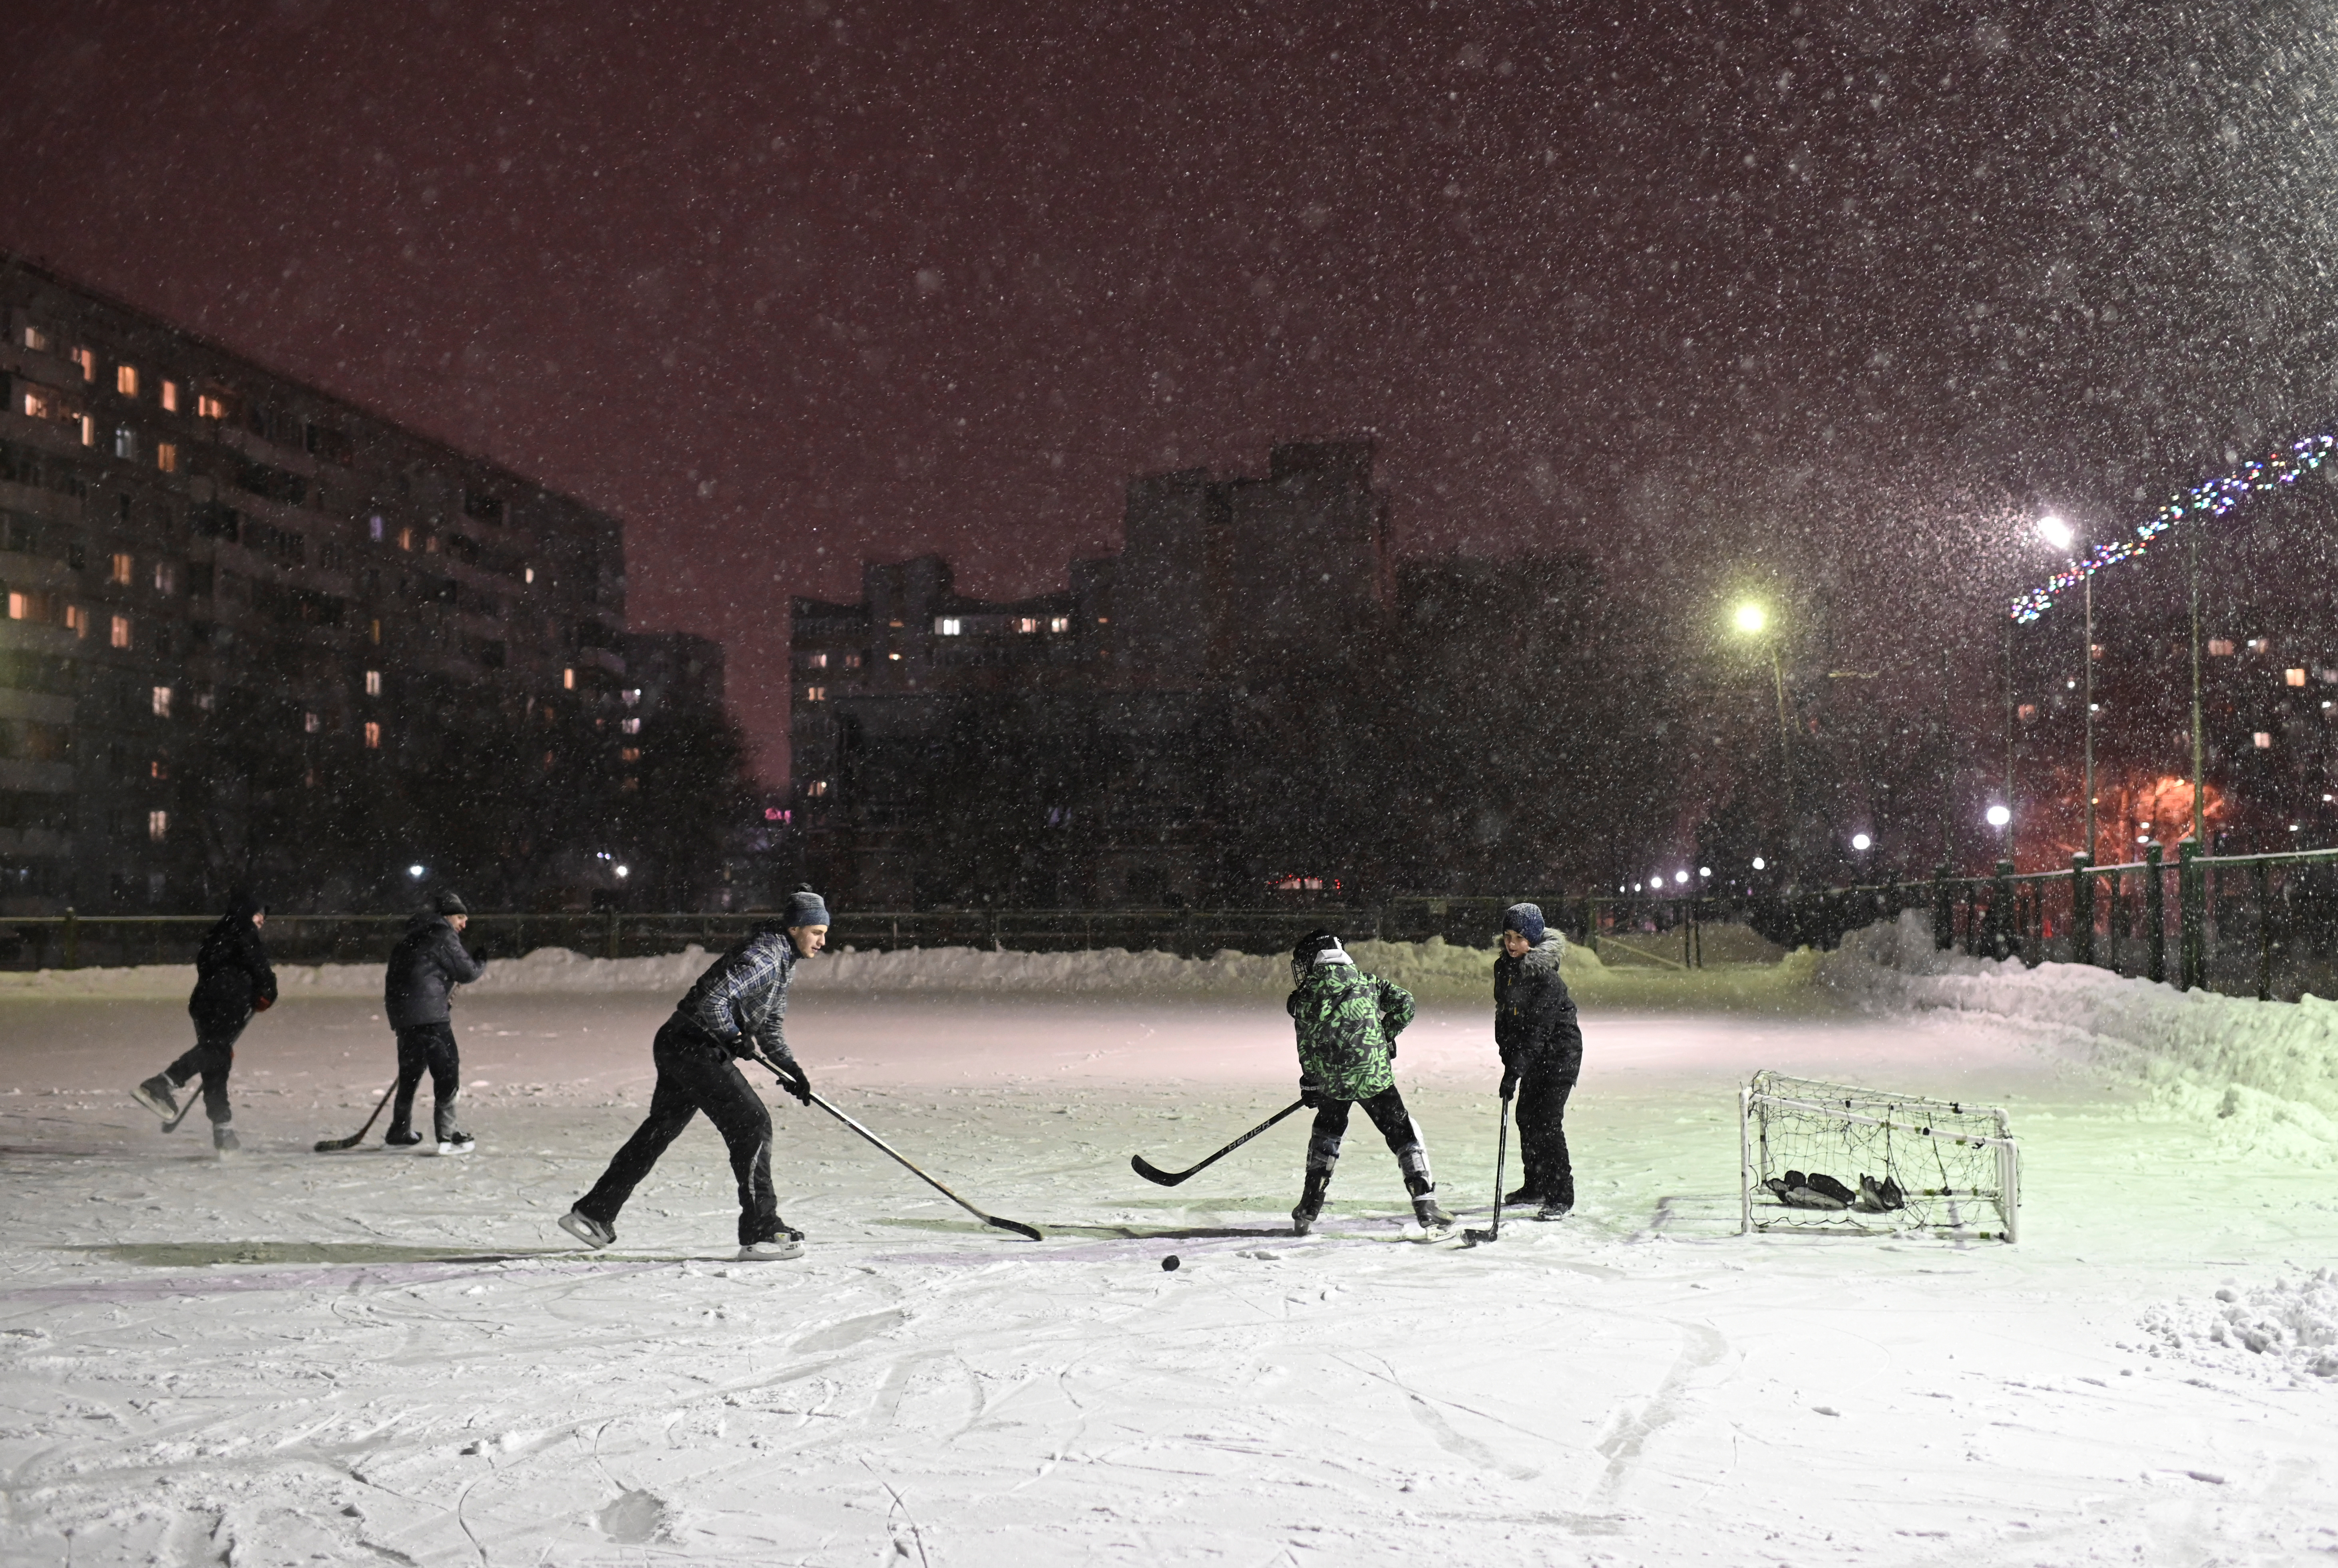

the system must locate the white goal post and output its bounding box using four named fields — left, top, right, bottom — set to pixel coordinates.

left=1739, top=1070, right=2020, bottom=1243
